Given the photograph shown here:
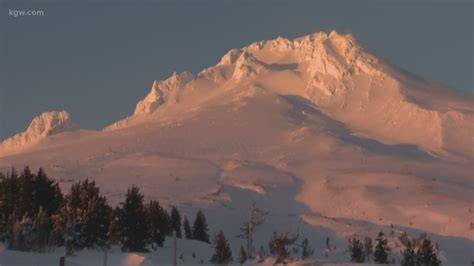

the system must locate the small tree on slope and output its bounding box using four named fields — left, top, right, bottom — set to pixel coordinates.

left=374, top=231, right=390, bottom=264
left=301, top=238, right=314, bottom=259
left=145, top=200, right=167, bottom=248
left=170, top=207, right=182, bottom=238
left=348, top=237, right=364, bottom=263
left=183, top=216, right=192, bottom=239
left=119, top=186, right=149, bottom=252
left=238, top=245, right=248, bottom=265
left=51, top=179, right=111, bottom=249
left=363, top=237, right=373, bottom=262
left=416, top=238, right=441, bottom=266
left=210, top=230, right=233, bottom=265
left=269, top=232, right=298, bottom=264
left=192, top=210, right=210, bottom=243
left=401, top=237, right=417, bottom=266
